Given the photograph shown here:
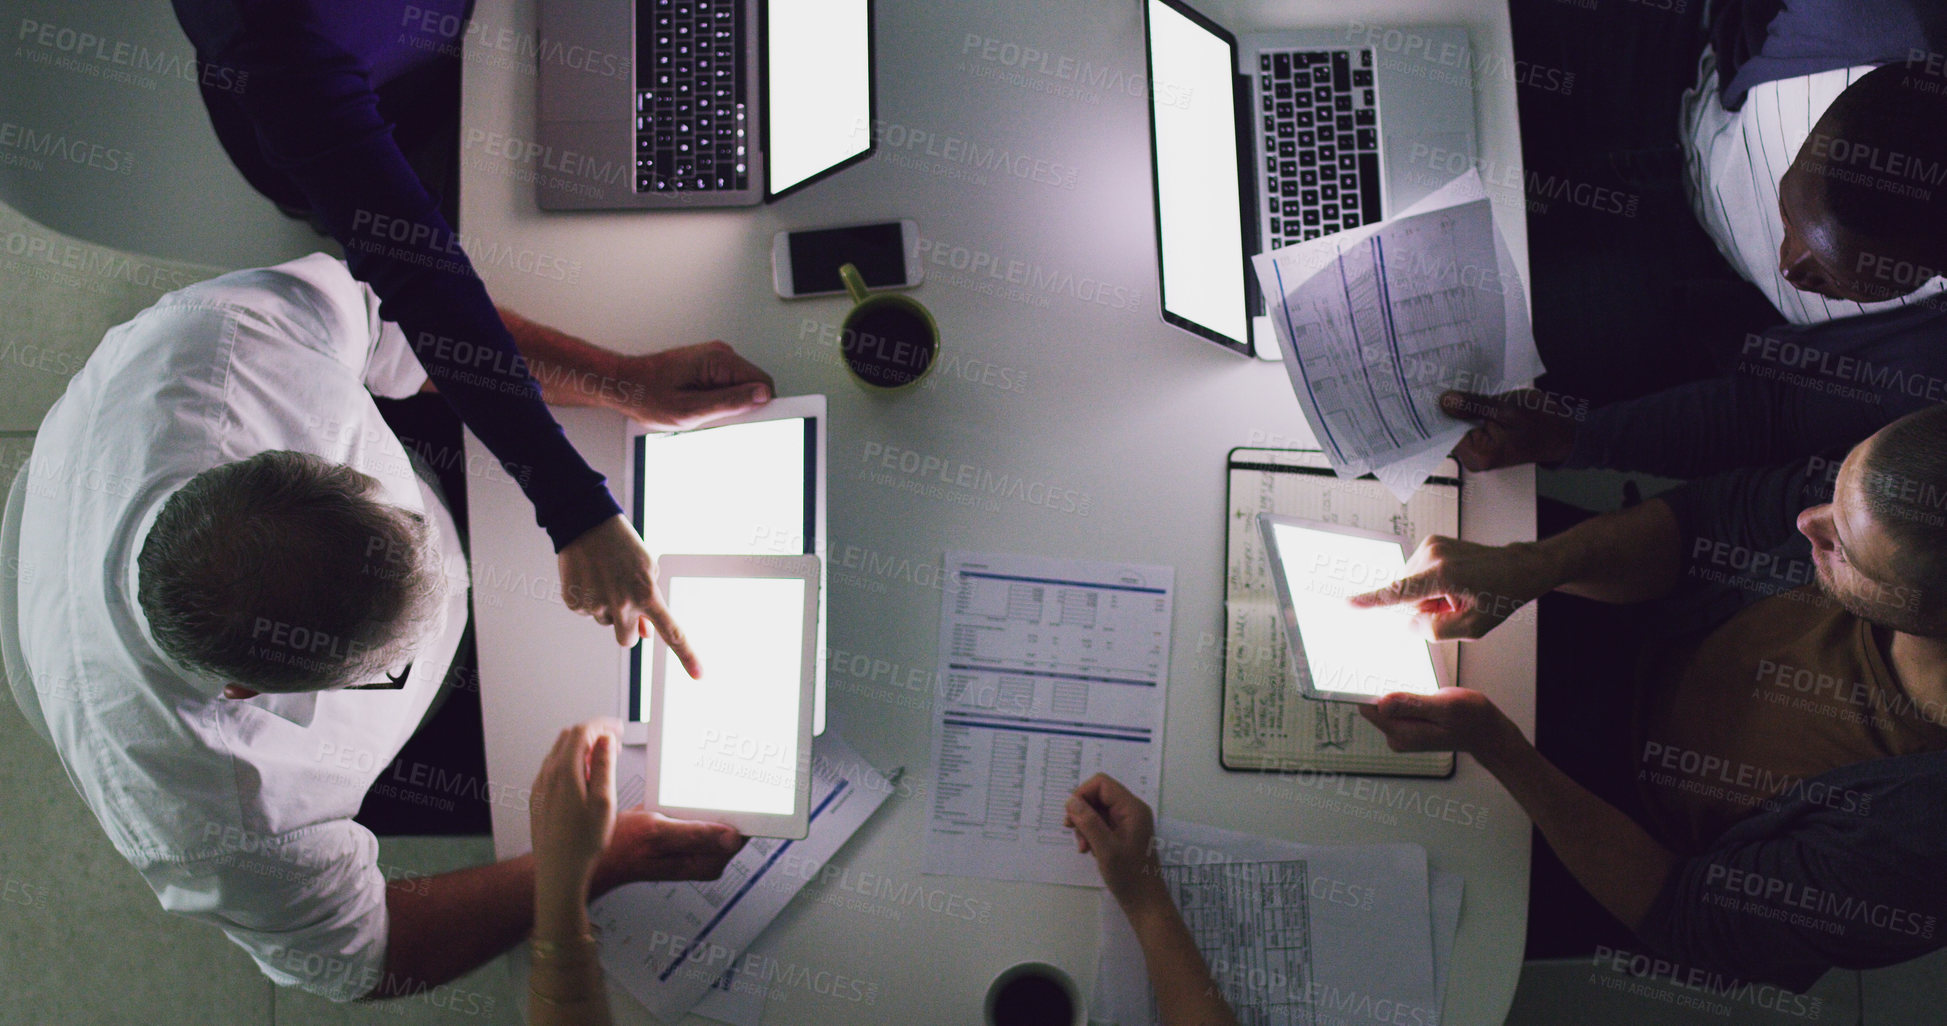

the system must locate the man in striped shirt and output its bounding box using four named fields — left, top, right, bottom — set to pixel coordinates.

left=1452, top=15, right=1947, bottom=479
left=1685, top=3, right=1947, bottom=324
